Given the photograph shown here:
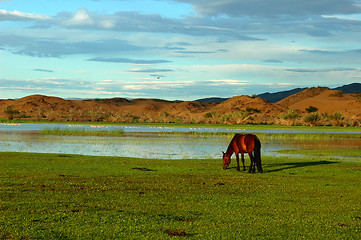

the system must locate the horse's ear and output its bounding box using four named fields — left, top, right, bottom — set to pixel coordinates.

left=222, top=151, right=225, bottom=155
